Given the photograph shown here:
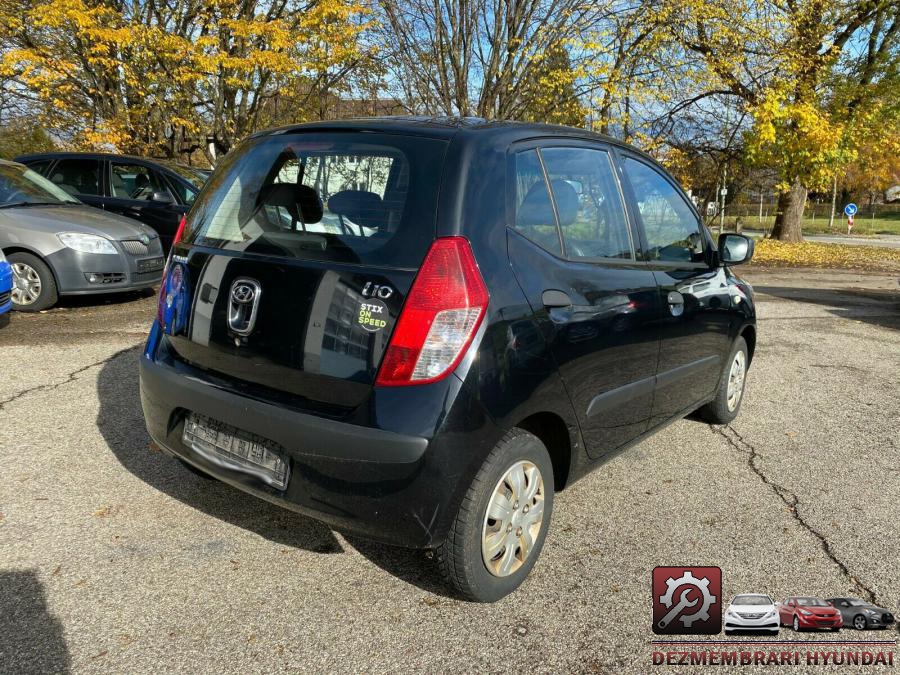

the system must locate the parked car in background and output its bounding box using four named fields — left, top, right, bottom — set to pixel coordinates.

left=827, top=597, right=896, bottom=630
left=0, top=159, right=164, bottom=311
left=15, top=152, right=208, bottom=252
left=0, top=249, right=12, bottom=321
left=778, top=597, right=843, bottom=632
left=140, top=118, right=756, bottom=602
left=724, top=594, right=780, bottom=635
